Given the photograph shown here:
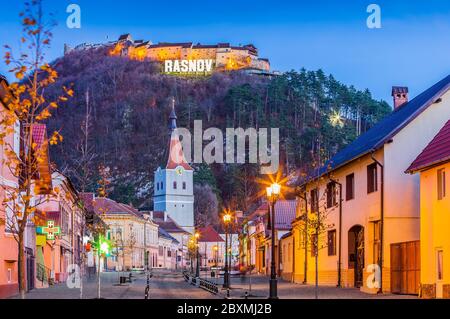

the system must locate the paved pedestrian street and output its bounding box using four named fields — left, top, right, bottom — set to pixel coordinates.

left=10, top=270, right=417, bottom=299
